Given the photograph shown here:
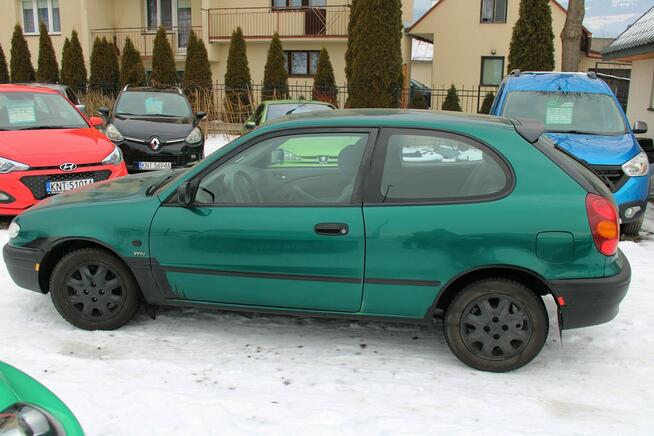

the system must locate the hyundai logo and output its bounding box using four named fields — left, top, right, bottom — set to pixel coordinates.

left=150, top=137, right=161, bottom=150
left=59, top=163, right=77, bottom=172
